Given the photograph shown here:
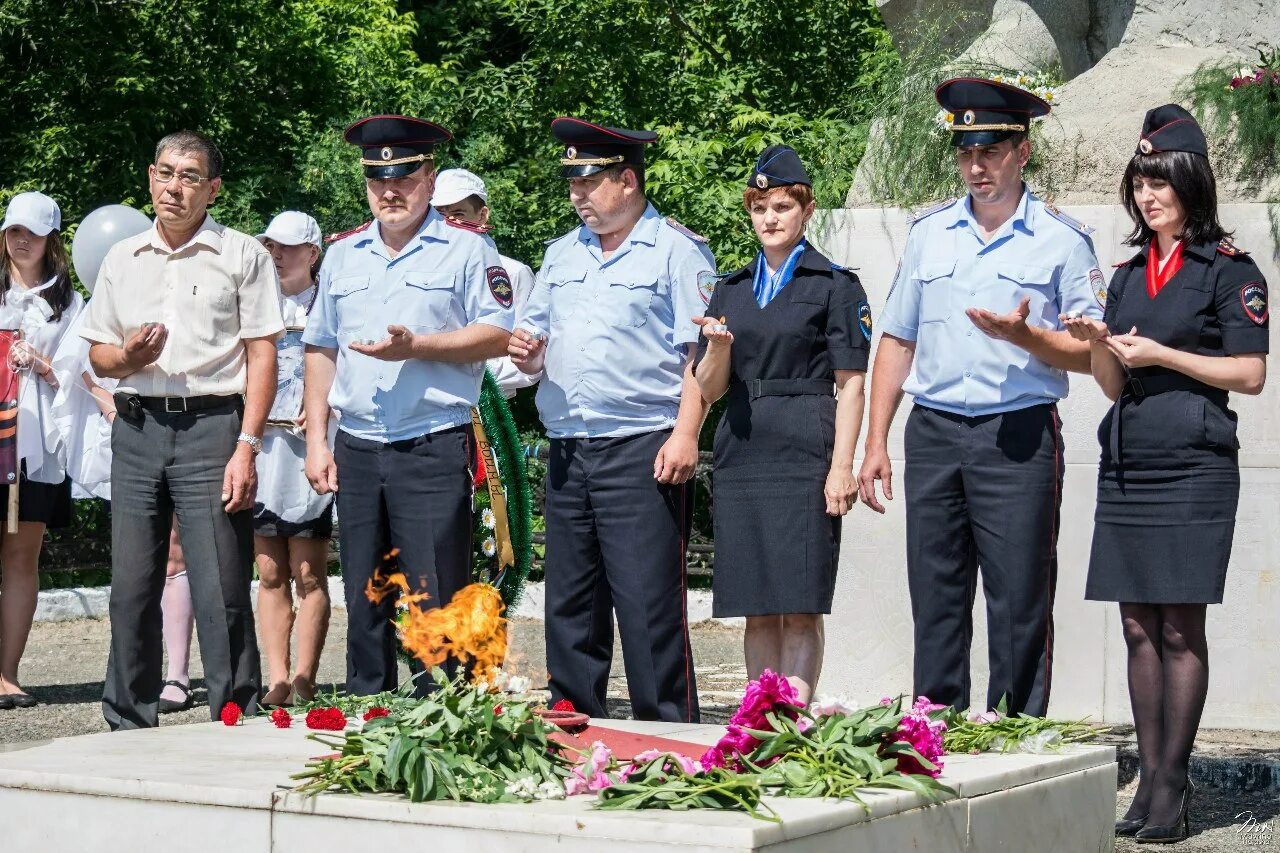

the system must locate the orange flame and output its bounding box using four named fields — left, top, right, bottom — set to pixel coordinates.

left=366, top=572, right=507, bottom=684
